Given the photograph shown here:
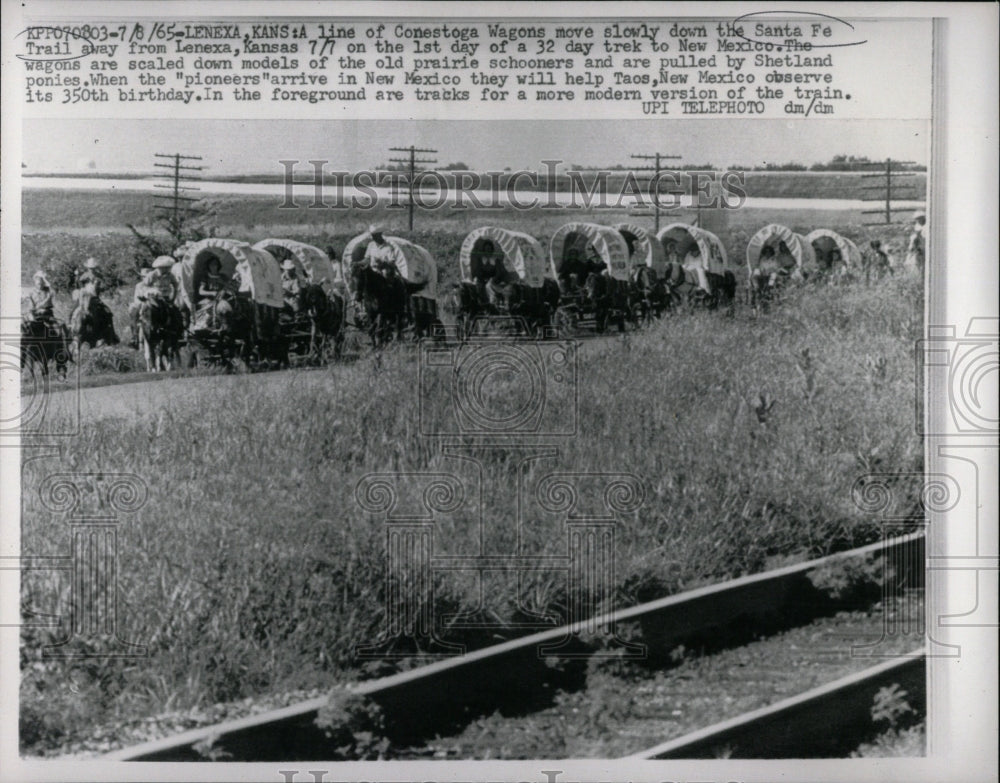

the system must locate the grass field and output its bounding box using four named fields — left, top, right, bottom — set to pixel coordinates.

left=16, top=187, right=925, bottom=754
left=19, top=272, right=924, bottom=755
